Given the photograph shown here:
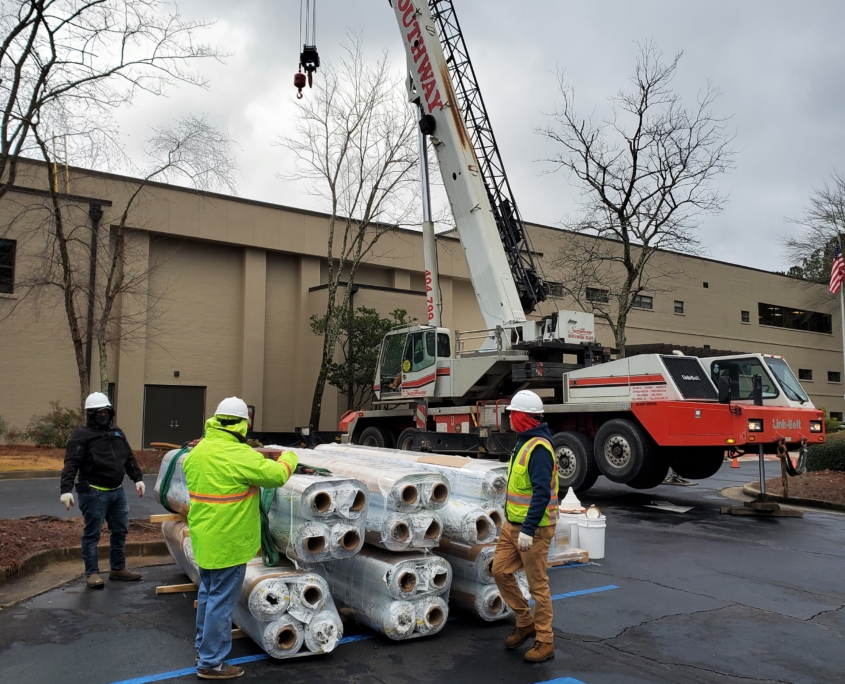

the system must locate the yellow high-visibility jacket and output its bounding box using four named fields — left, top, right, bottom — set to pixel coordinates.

left=184, top=416, right=297, bottom=569
left=505, top=436, right=559, bottom=530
